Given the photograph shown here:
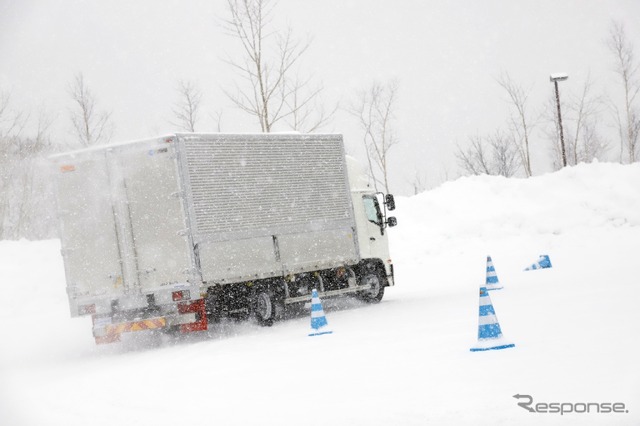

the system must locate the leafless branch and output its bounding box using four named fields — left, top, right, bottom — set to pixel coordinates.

left=348, top=80, right=400, bottom=193
left=456, top=131, right=519, bottom=177
left=607, top=21, right=640, bottom=163
left=223, top=0, right=331, bottom=132
left=172, top=80, right=203, bottom=132
left=497, top=73, right=535, bottom=176
left=68, top=73, right=113, bottom=147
